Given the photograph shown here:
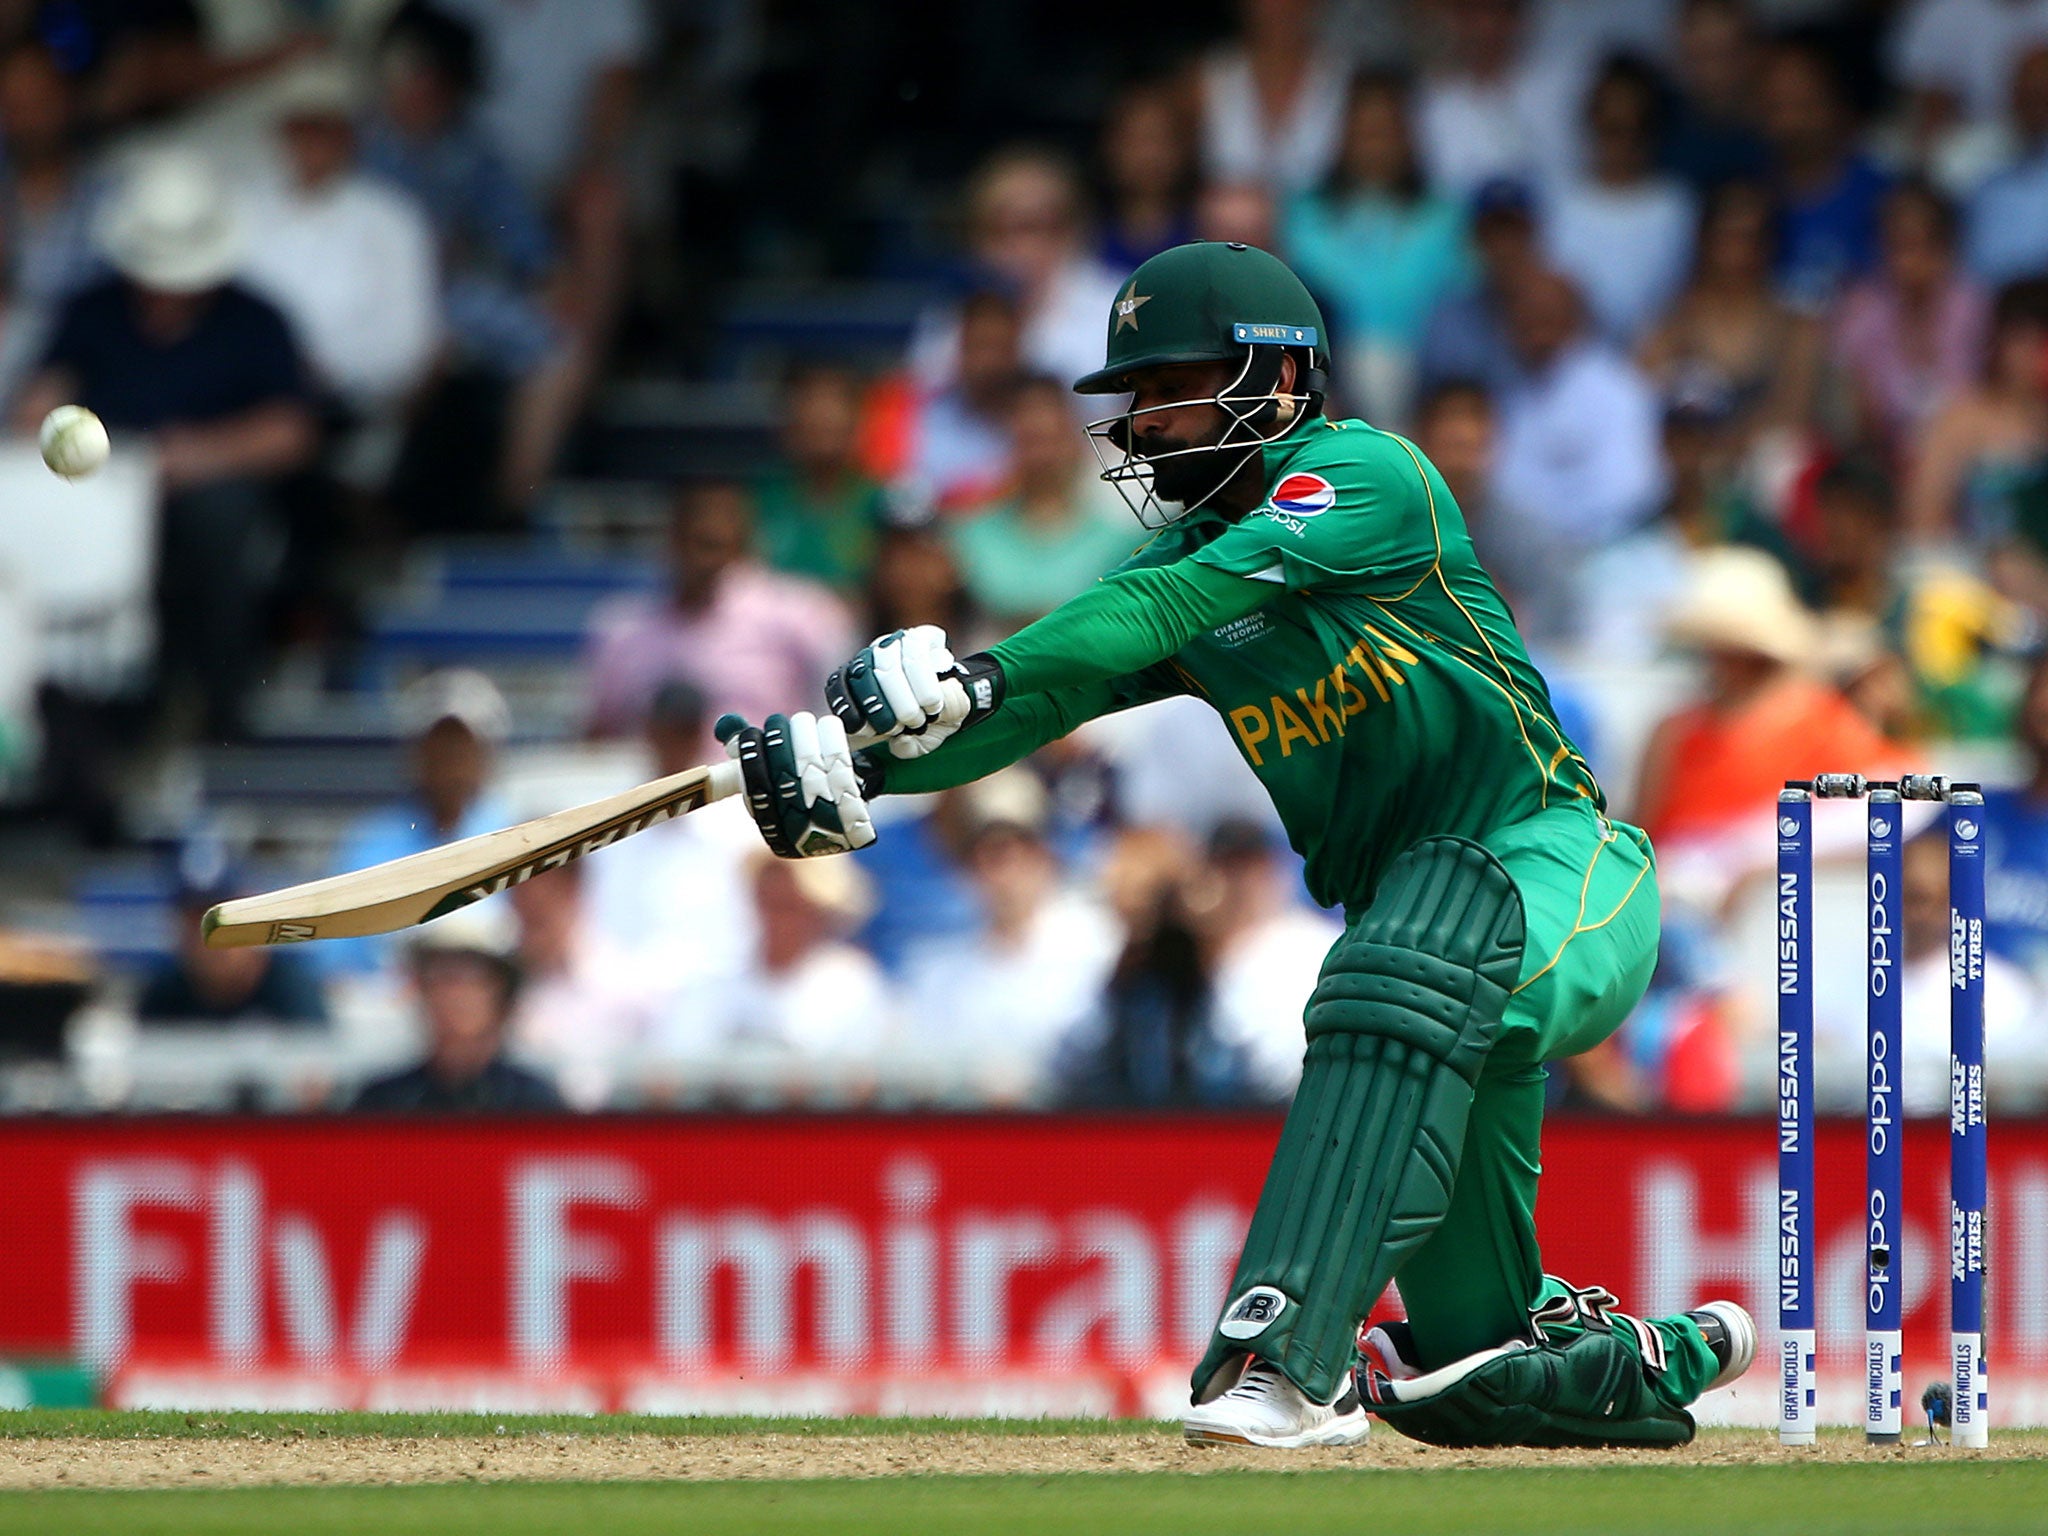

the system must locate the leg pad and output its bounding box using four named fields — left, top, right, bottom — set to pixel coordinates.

left=1191, top=837, right=1525, bottom=1405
